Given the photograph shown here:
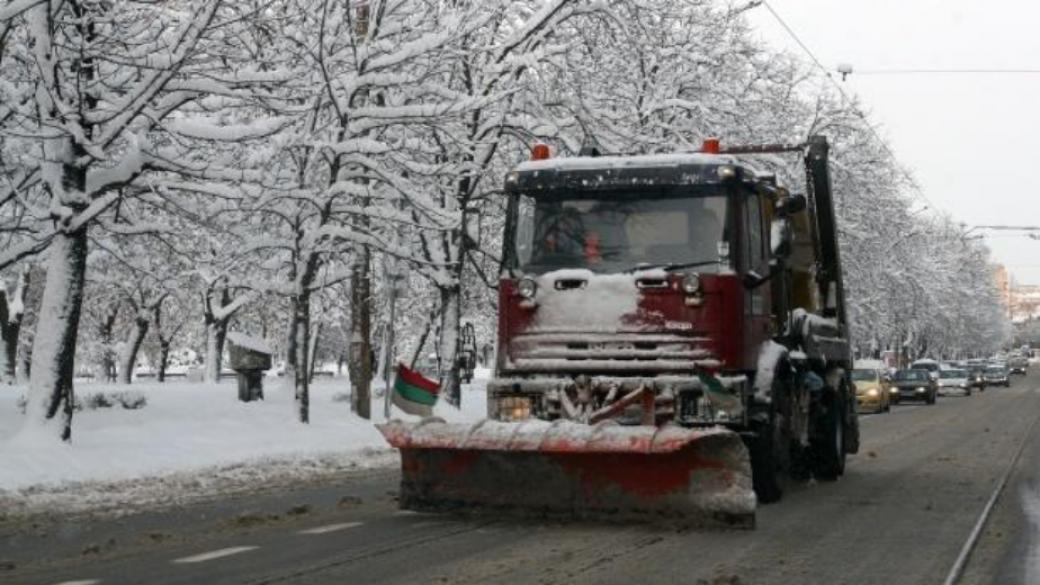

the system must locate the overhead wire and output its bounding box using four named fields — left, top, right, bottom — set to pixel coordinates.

left=855, top=69, right=1040, bottom=75
left=760, top=1, right=937, bottom=212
